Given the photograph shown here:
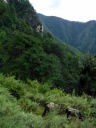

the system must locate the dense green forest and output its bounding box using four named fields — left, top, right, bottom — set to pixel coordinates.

left=0, top=0, right=96, bottom=104
left=38, top=14, right=96, bottom=54
left=0, top=0, right=82, bottom=92
left=0, top=0, right=96, bottom=127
